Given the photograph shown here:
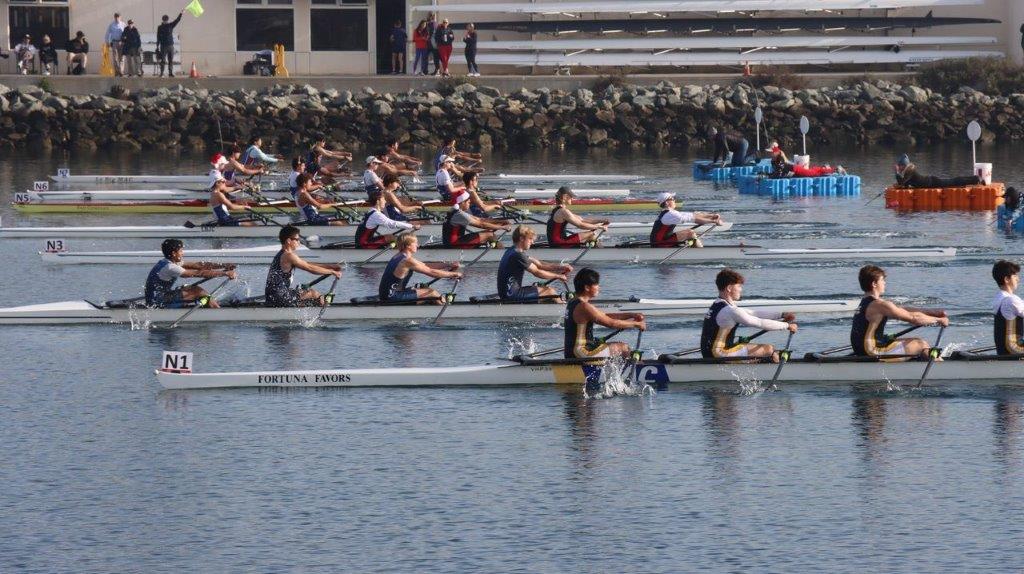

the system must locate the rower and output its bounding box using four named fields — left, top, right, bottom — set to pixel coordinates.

left=650, top=192, right=722, bottom=248
left=993, top=260, right=1024, bottom=356
left=379, top=234, right=461, bottom=305
left=209, top=162, right=258, bottom=227
left=240, top=135, right=281, bottom=170
left=355, top=188, right=419, bottom=248
left=307, top=139, right=352, bottom=179
left=497, top=225, right=570, bottom=302
left=443, top=191, right=509, bottom=248
left=851, top=265, right=948, bottom=359
left=380, top=173, right=424, bottom=222
left=462, top=171, right=501, bottom=217
left=564, top=267, right=645, bottom=359
left=547, top=187, right=609, bottom=247
left=376, top=151, right=417, bottom=178
left=436, top=154, right=465, bottom=204
left=701, top=269, right=797, bottom=362
left=295, top=173, right=347, bottom=227
left=363, top=155, right=385, bottom=199
left=265, top=225, right=343, bottom=307
left=145, top=238, right=237, bottom=309
left=222, top=146, right=264, bottom=184
left=434, top=137, right=482, bottom=175
left=385, top=138, right=422, bottom=170
left=289, top=157, right=322, bottom=200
